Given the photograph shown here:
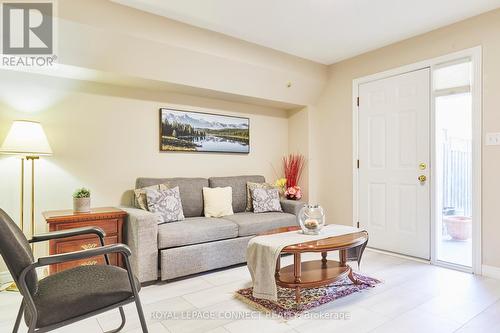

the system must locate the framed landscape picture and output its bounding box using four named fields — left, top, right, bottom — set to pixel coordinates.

left=159, top=108, right=250, bottom=153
